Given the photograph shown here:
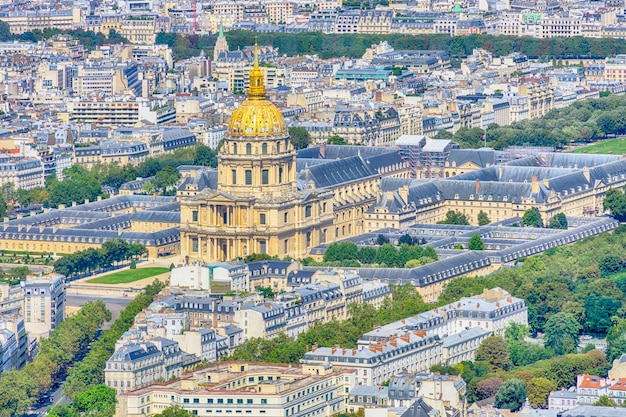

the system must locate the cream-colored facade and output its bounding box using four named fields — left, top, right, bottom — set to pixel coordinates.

left=518, top=76, right=553, bottom=119
left=115, top=362, right=355, bottom=417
